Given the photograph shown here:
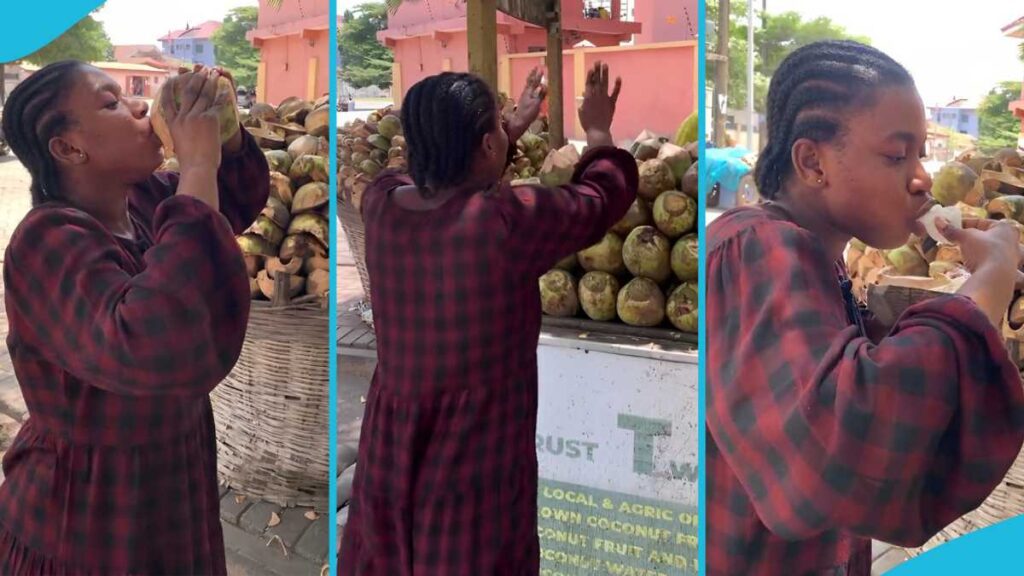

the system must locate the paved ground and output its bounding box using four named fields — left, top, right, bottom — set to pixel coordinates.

left=0, top=155, right=326, bottom=575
